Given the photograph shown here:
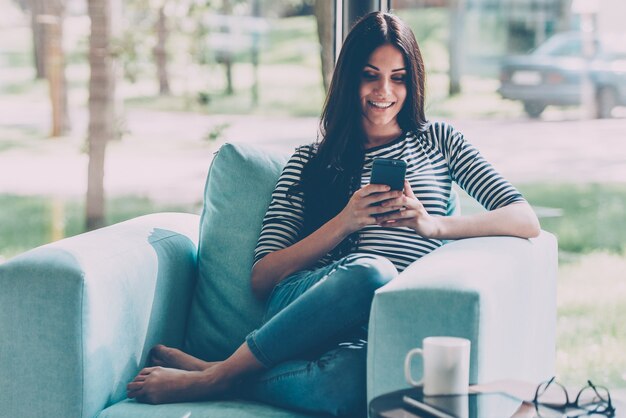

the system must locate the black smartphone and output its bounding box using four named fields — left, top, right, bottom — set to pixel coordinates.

left=402, top=390, right=567, bottom=418
left=370, top=158, right=407, bottom=191
left=369, top=158, right=407, bottom=216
